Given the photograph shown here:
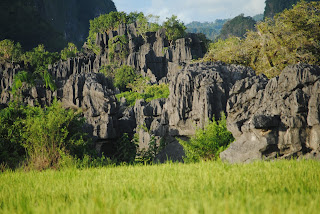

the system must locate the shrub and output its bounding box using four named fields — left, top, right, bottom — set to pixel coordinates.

left=0, top=103, right=27, bottom=169
left=0, top=100, right=94, bottom=170
left=60, top=43, right=78, bottom=60
left=113, top=133, right=138, bottom=164
left=0, top=39, right=23, bottom=63
left=114, top=65, right=138, bottom=92
left=179, top=112, right=234, bottom=163
left=116, top=83, right=170, bottom=106
left=137, top=136, right=167, bottom=164
left=108, top=35, right=129, bottom=61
